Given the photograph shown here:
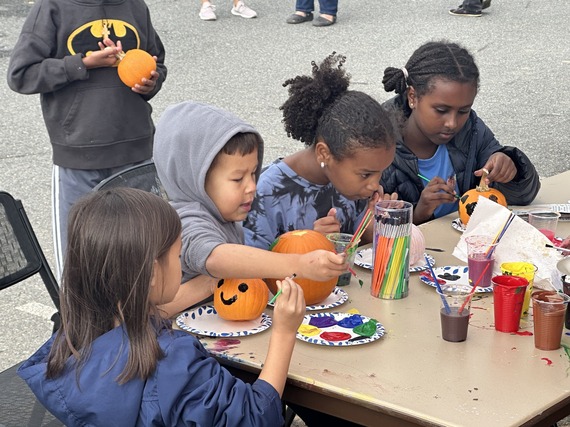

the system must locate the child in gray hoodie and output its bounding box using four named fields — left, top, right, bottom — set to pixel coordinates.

left=153, top=101, right=346, bottom=315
